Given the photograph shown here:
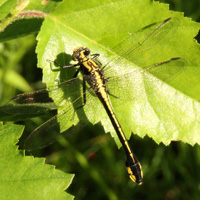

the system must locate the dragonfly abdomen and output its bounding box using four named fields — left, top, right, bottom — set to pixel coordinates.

left=96, top=87, right=143, bottom=185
